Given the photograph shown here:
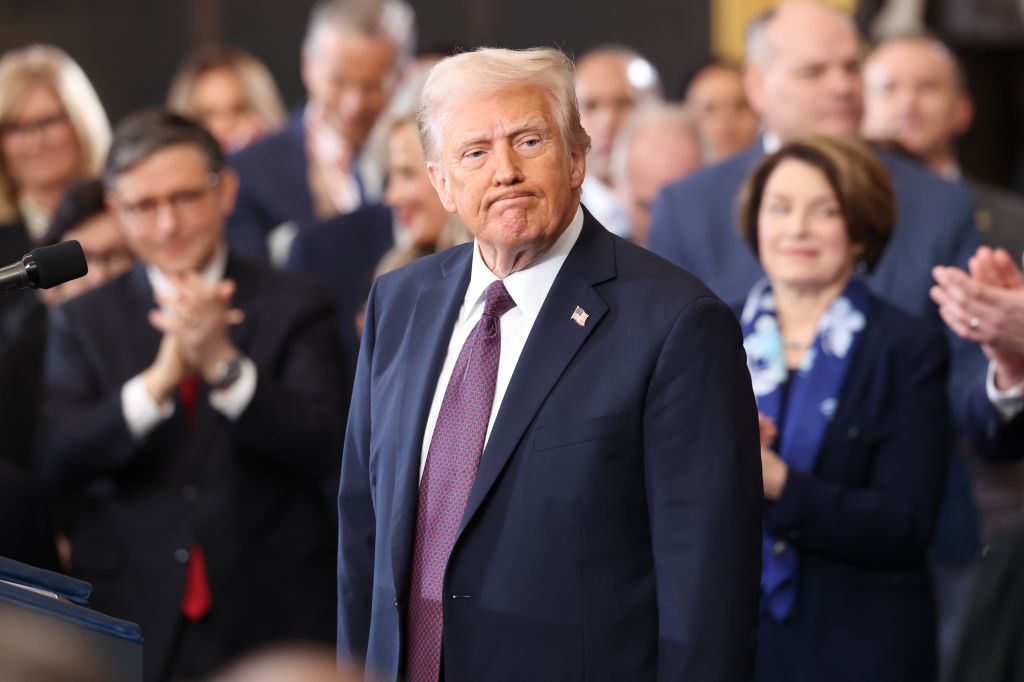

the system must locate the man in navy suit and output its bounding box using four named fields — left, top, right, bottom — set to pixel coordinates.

left=227, top=0, right=405, bottom=265
left=647, top=2, right=986, bottom=656
left=337, top=48, right=763, bottom=682
left=37, top=111, right=349, bottom=682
